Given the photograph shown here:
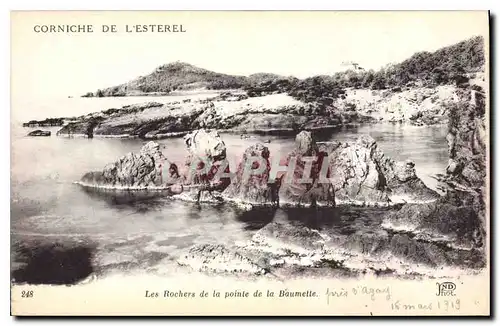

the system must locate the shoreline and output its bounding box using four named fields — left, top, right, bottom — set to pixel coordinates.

left=23, top=120, right=448, bottom=140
